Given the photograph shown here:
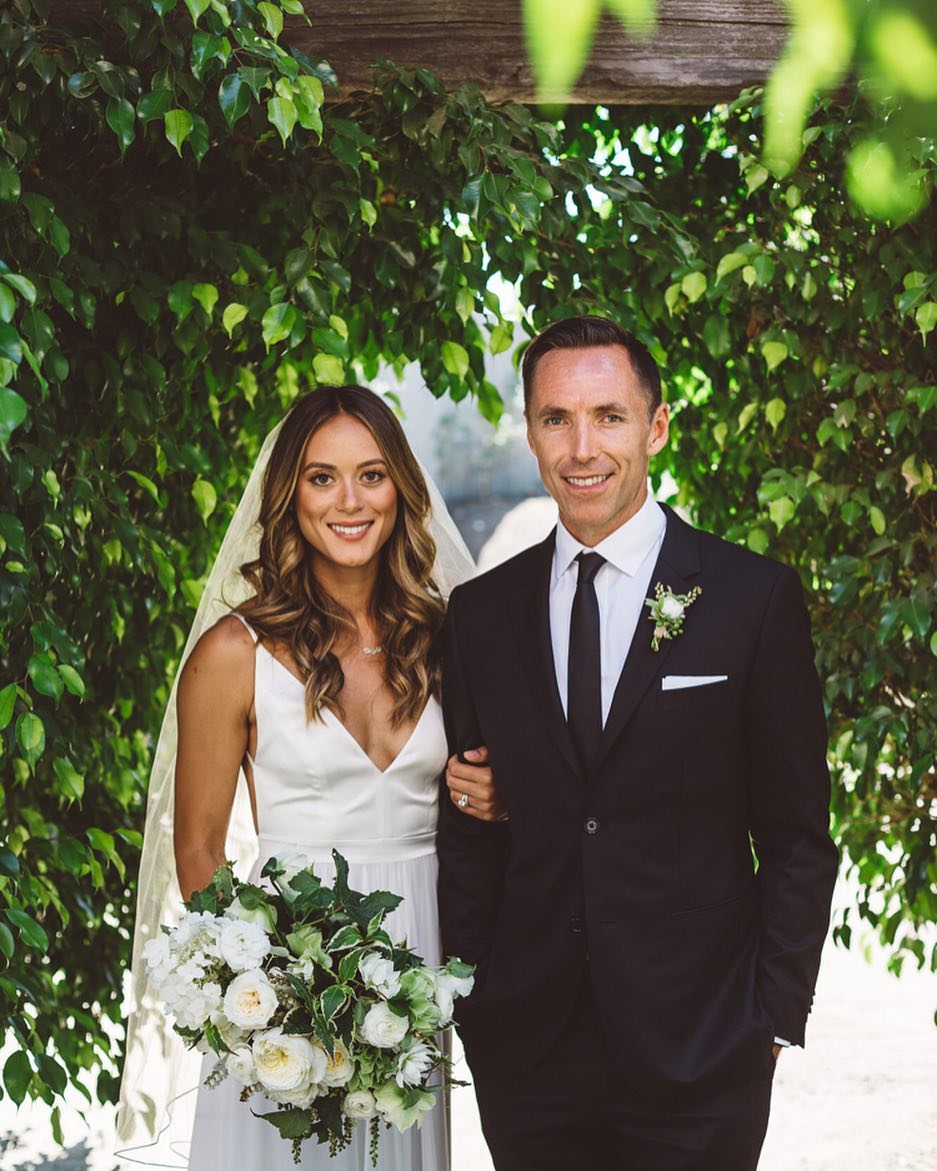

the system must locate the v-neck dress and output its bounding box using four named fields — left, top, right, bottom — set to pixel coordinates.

left=187, top=621, right=449, bottom=1171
